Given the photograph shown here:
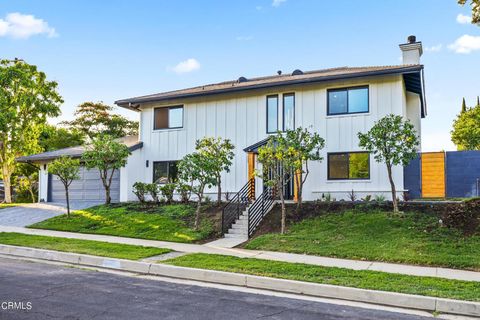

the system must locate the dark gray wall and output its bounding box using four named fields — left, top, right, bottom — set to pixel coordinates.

left=446, top=151, right=480, bottom=198
left=404, top=156, right=421, bottom=199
